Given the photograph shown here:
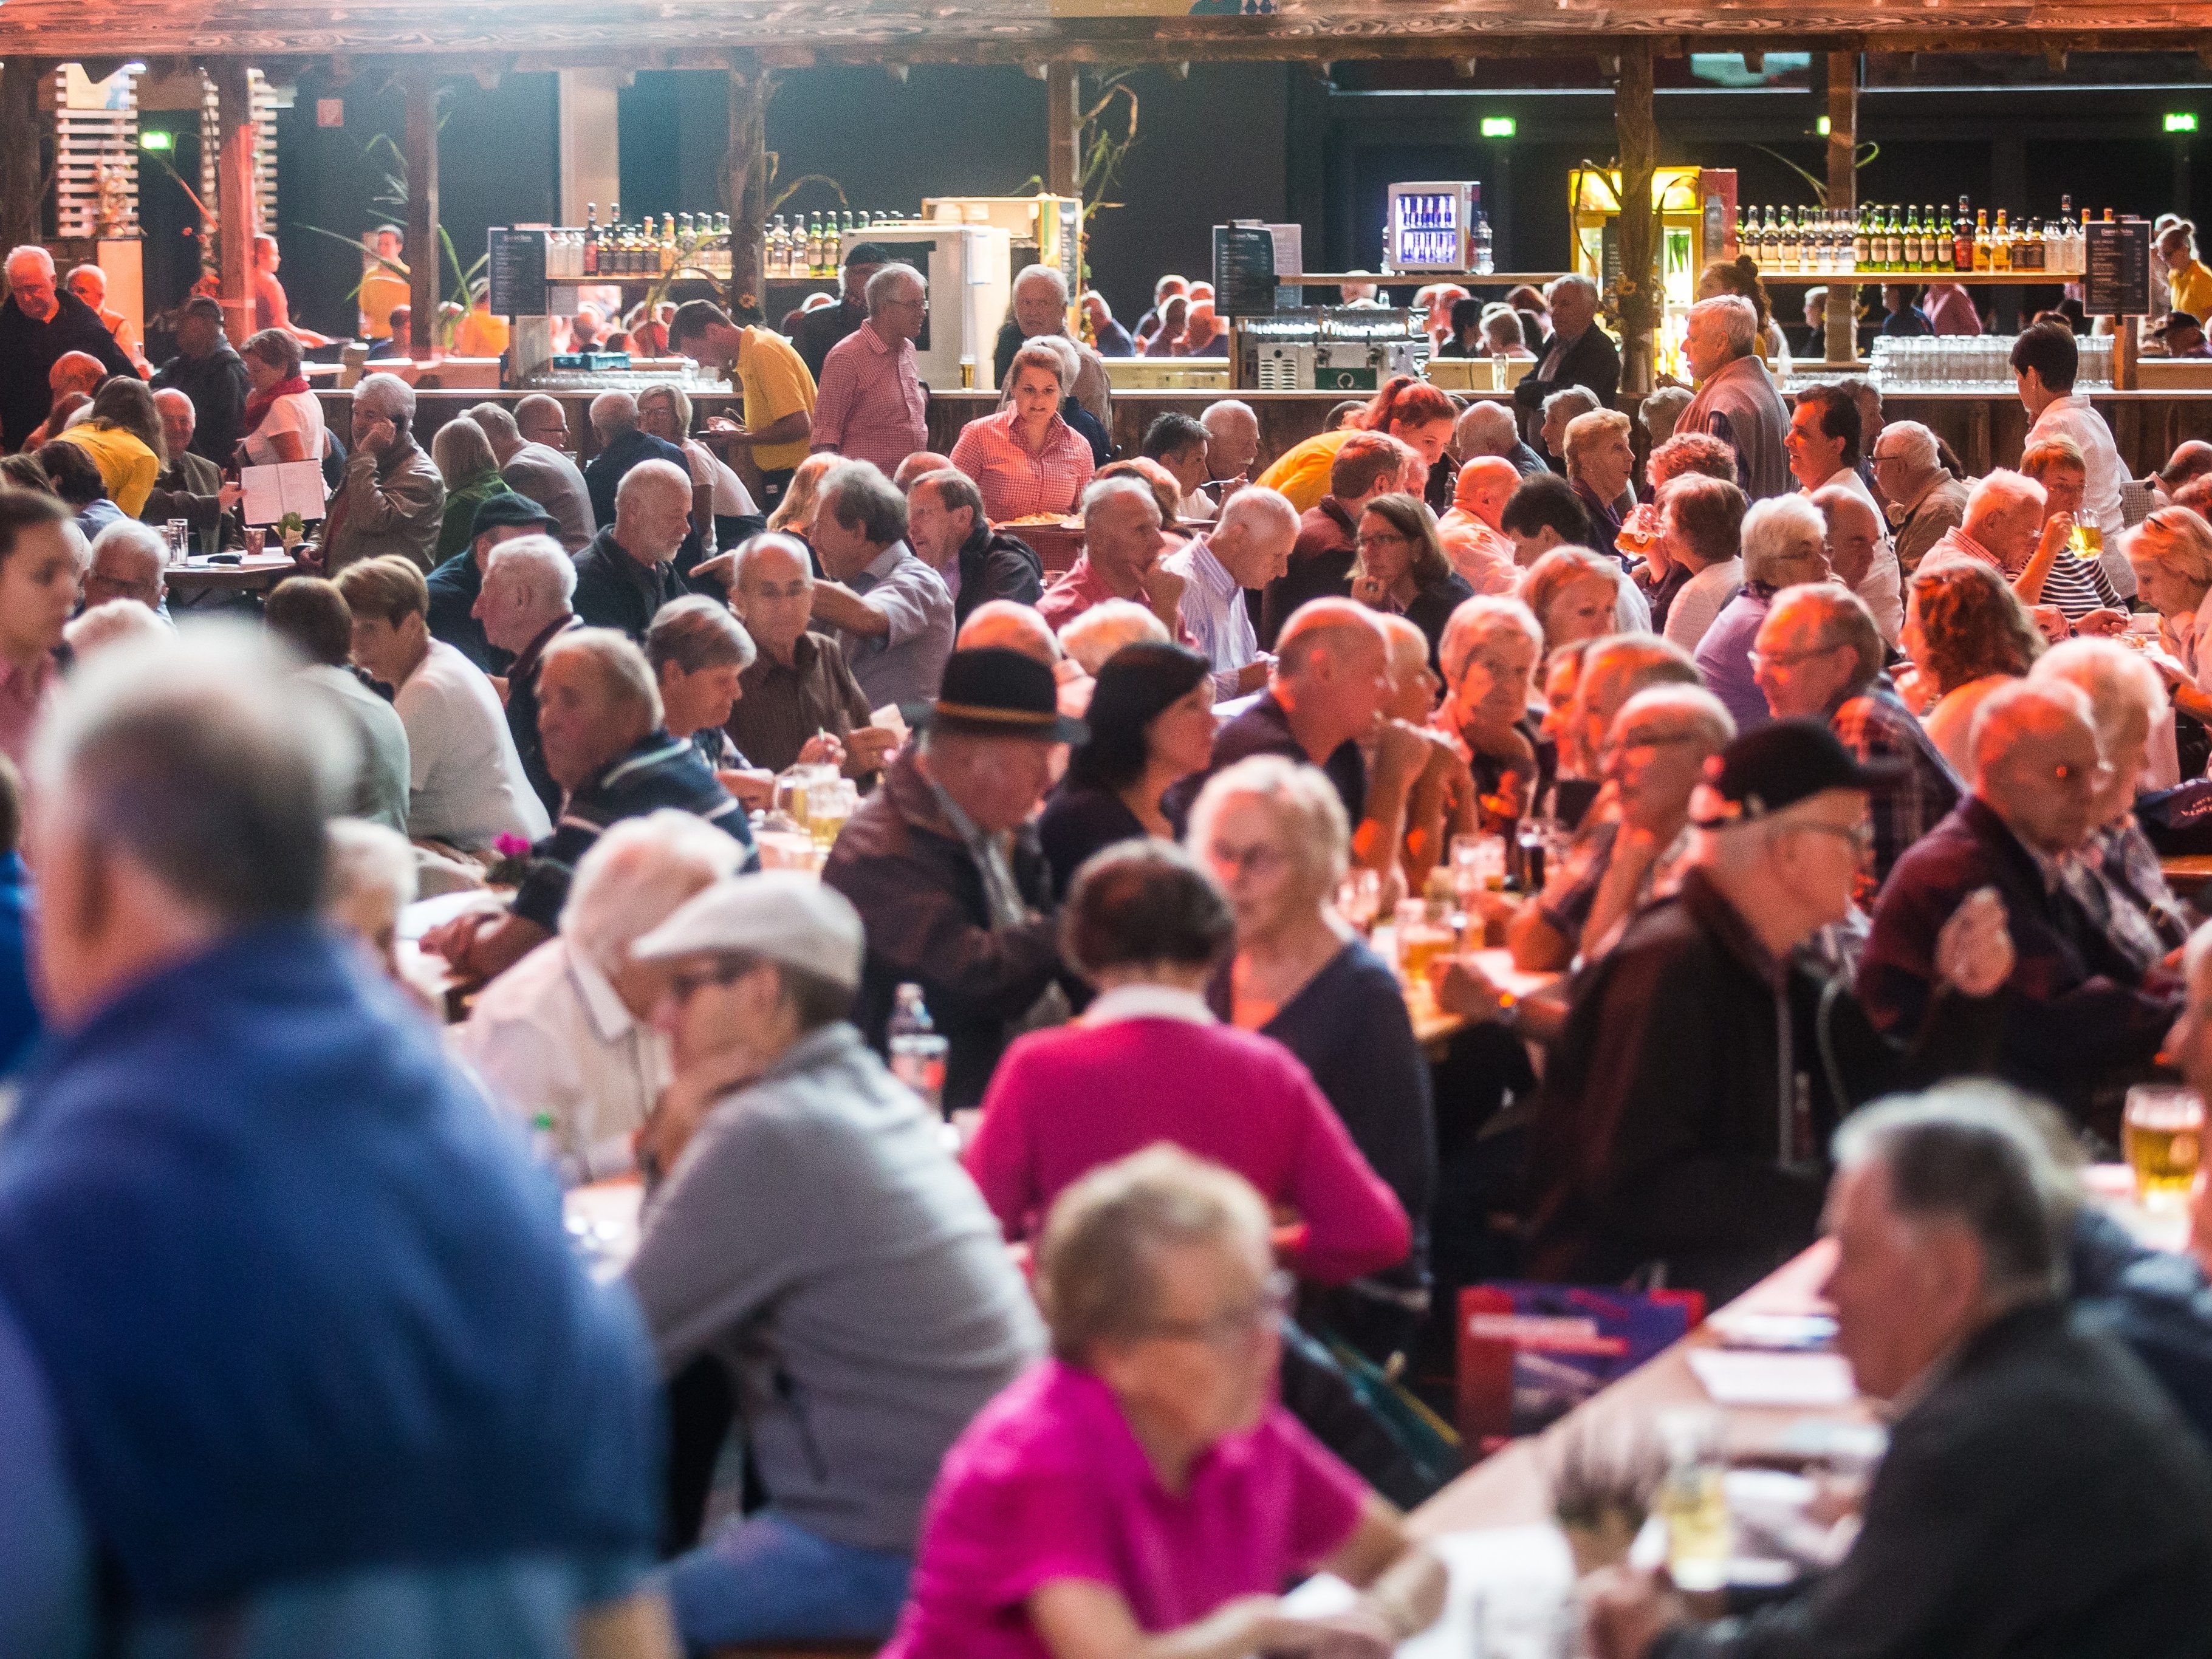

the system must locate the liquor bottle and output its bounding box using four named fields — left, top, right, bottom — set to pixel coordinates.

left=2058, top=195, right=2077, bottom=273
left=770, top=214, right=789, bottom=278
left=660, top=214, right=677, bottom=275
left=1972, top=209, right=1993, bottom=272
left=1953, top=198, right=1974, bottom=273
left=582, top=204, right=600, bottom=276
left=716, top=213, right=733, bottom=279
left=1737, top=205, right=1755, bottom=263
left=1991, top=208, right=2013, bottom=272
left=1883, top=205, right=1905, bottom=270
left=2019, top=216, right=2044, bottom=273
left=1898, top=205, right=1917, bottom=270
left=1776, top=205, right=1798, bottom=272
left=804, top=213, right=824, bottom=276
left=1852, top=206, right=1871, bottom=271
